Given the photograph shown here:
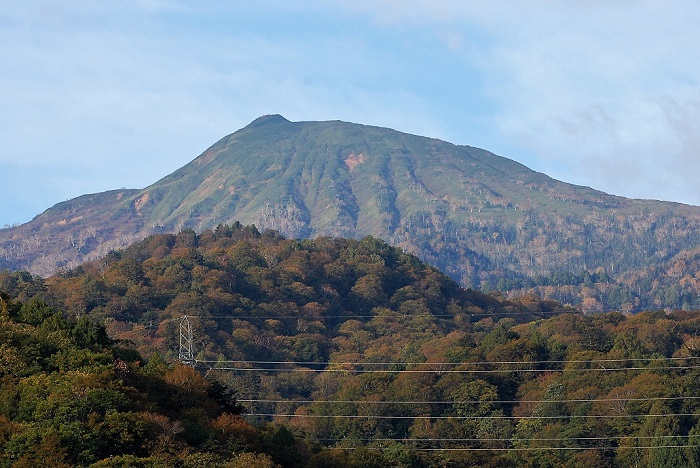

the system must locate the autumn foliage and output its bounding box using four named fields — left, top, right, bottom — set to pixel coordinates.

left=2, top=224, right=700, bottom=466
